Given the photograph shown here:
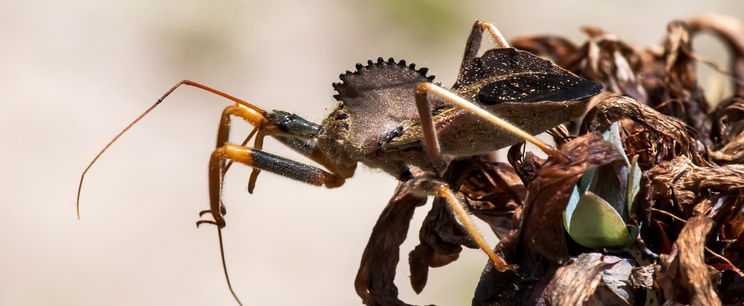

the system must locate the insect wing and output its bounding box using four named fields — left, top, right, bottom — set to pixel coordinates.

left=477, top=72, right=603, bottom=105
left=454, top=48, right=603, bottom=105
